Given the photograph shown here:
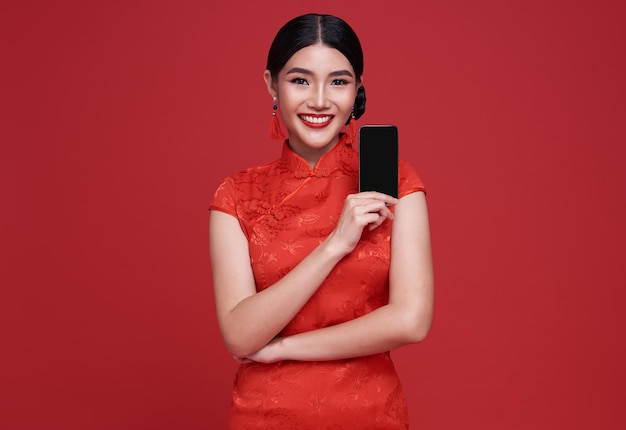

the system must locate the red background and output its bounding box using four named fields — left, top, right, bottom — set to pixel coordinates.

left=2, top=1, right=625, bottom=429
